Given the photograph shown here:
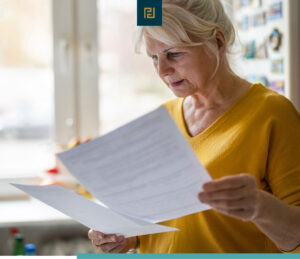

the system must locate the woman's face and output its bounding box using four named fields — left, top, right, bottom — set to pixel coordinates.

left=145, top=35, right=218, bottom=98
